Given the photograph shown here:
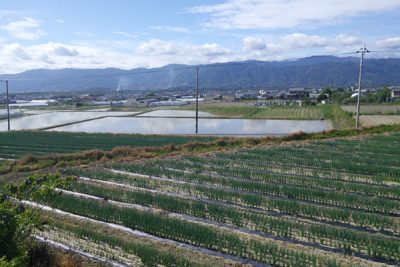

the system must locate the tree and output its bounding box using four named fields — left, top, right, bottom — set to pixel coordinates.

left=375, top=87, right=391, bottom=103
left=317, top=94, right=328, bottom=102
left=321, top=88, right=333, bottom=98
left=332, top=91, right=352, bottom=104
